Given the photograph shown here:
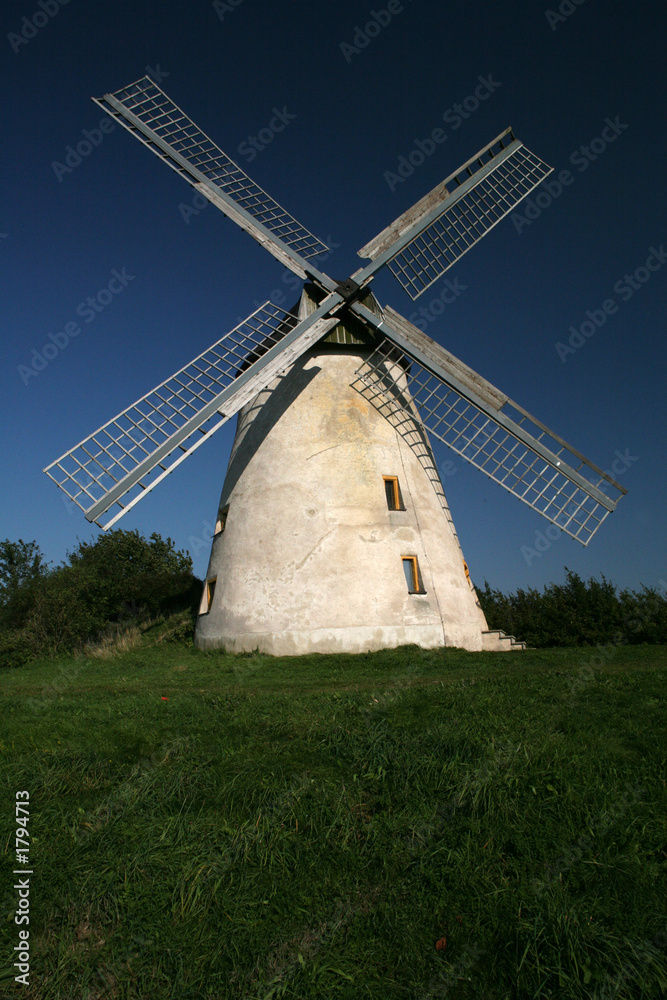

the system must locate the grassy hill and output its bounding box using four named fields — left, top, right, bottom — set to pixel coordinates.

left=1, top=630, right=666, bottom=999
